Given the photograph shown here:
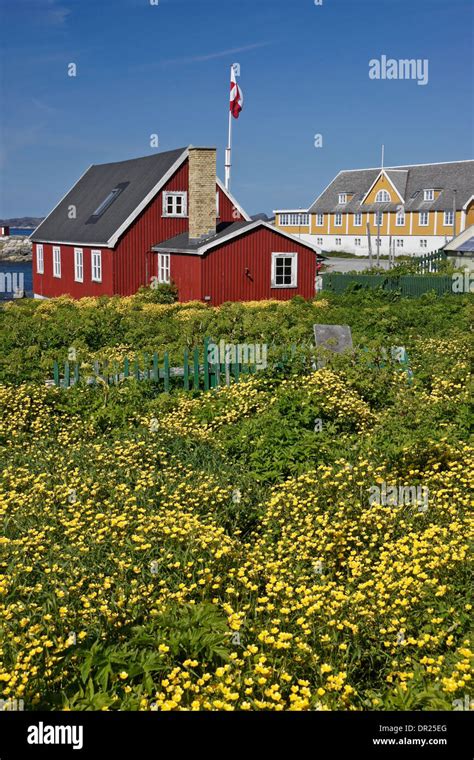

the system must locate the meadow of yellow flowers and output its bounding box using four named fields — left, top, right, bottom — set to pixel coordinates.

left=0, top=291, right=472, bottom=711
